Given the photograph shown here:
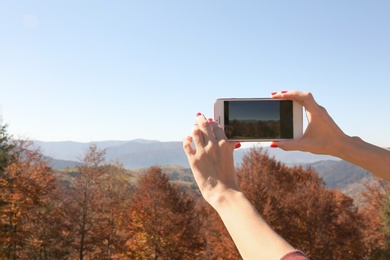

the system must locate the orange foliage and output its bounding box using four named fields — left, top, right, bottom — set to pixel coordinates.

left=59, top=145, right=134, bottom=259
left=236, top=147, right=370, bottom=259
left=0, top=140, right=61, bottom=259
left=128, top=166, right=205, bottom=259
left=1, top=135, right=388, bottom=259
